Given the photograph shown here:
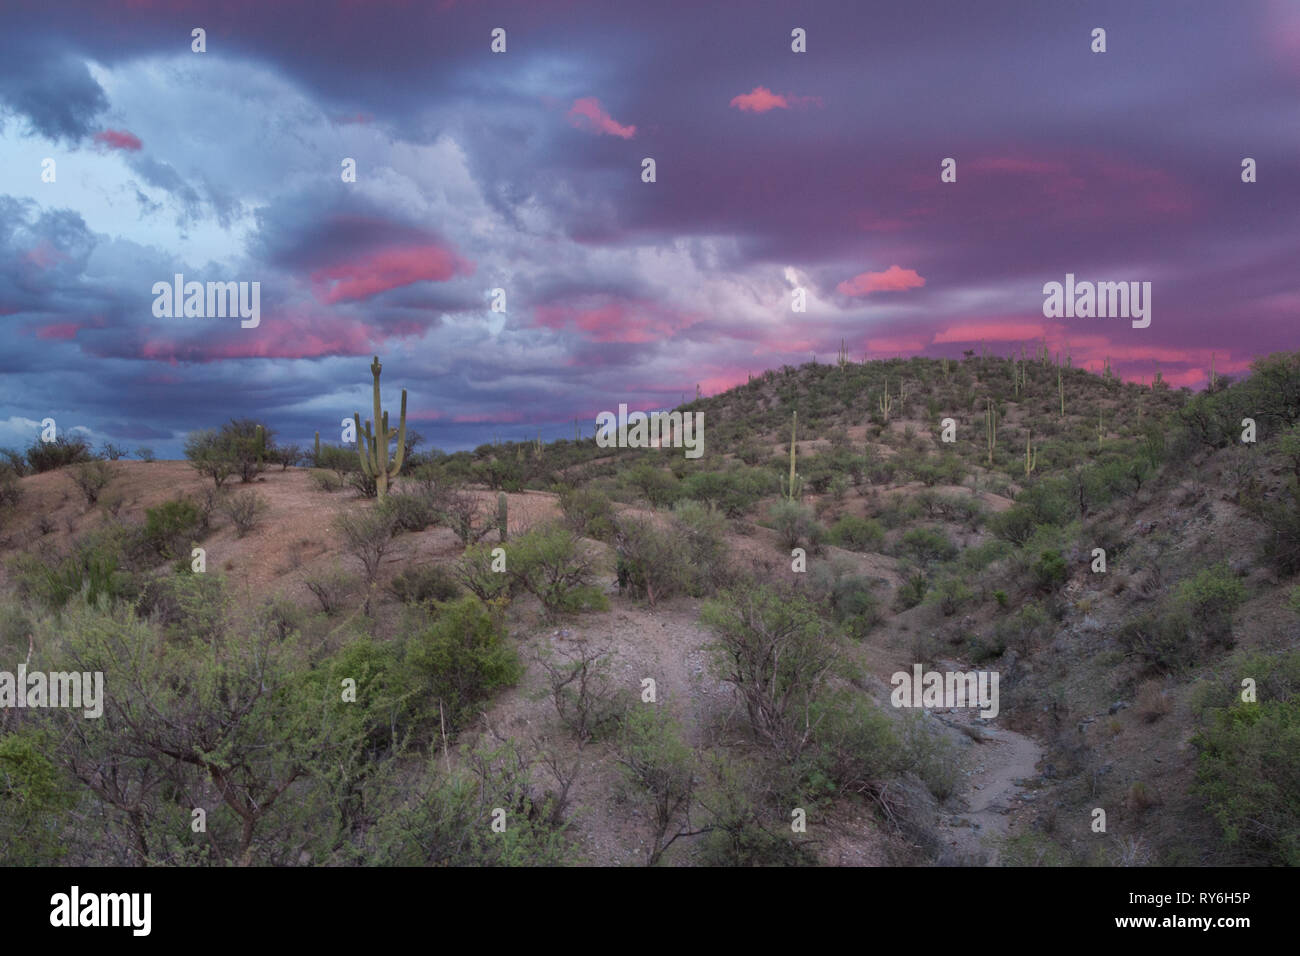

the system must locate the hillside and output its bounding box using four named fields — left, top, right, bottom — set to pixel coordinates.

left=1, top=350, right=1297, bottom=867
